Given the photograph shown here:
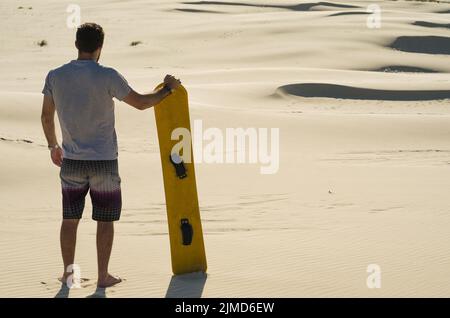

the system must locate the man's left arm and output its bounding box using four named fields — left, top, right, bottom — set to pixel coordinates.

left=41, top=95, right=62, bottom=167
